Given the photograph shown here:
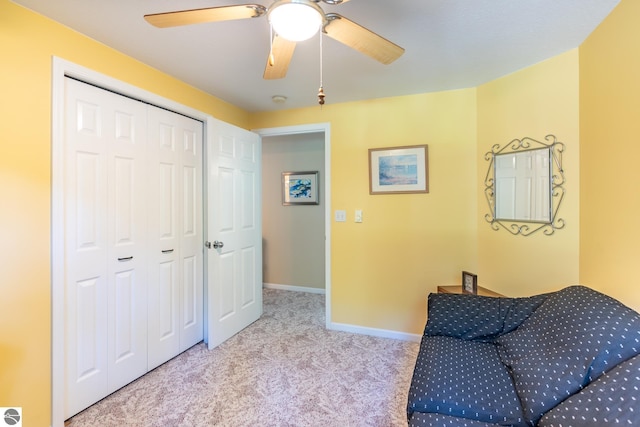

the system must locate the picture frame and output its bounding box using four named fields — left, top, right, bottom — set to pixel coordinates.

left=369, top=144, right=429, bottom=194
left=282, top=171, right=319, bottom=205
left=462, top=271, right=478, bottom=294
